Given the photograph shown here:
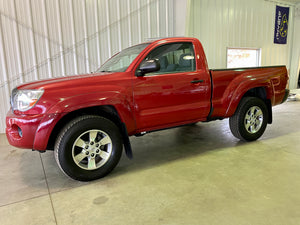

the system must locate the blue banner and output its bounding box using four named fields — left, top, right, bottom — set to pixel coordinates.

left=274, top=5, right=289, bottom=44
